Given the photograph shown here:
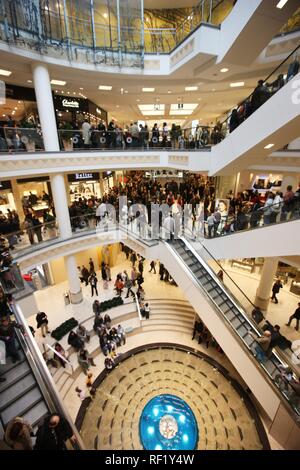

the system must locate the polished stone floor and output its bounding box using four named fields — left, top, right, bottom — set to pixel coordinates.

left=79, top=347, right=265, bottom=450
